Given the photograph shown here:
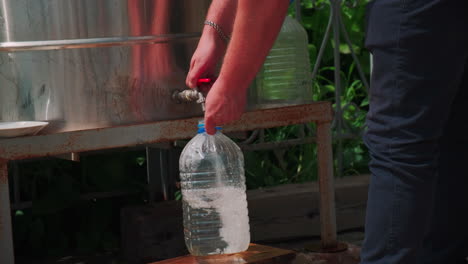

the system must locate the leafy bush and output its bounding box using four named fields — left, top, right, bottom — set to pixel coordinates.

left=244, top=0, right=370, bottom=189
